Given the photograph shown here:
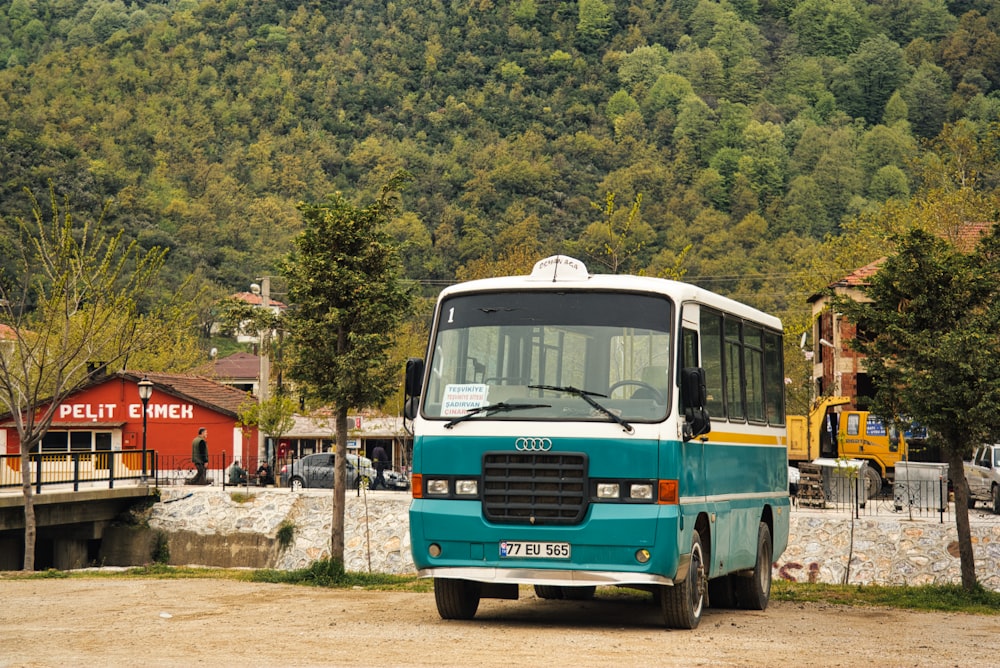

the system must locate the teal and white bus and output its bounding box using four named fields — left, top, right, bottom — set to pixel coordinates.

left=404, top=255, right=789, bottom=629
